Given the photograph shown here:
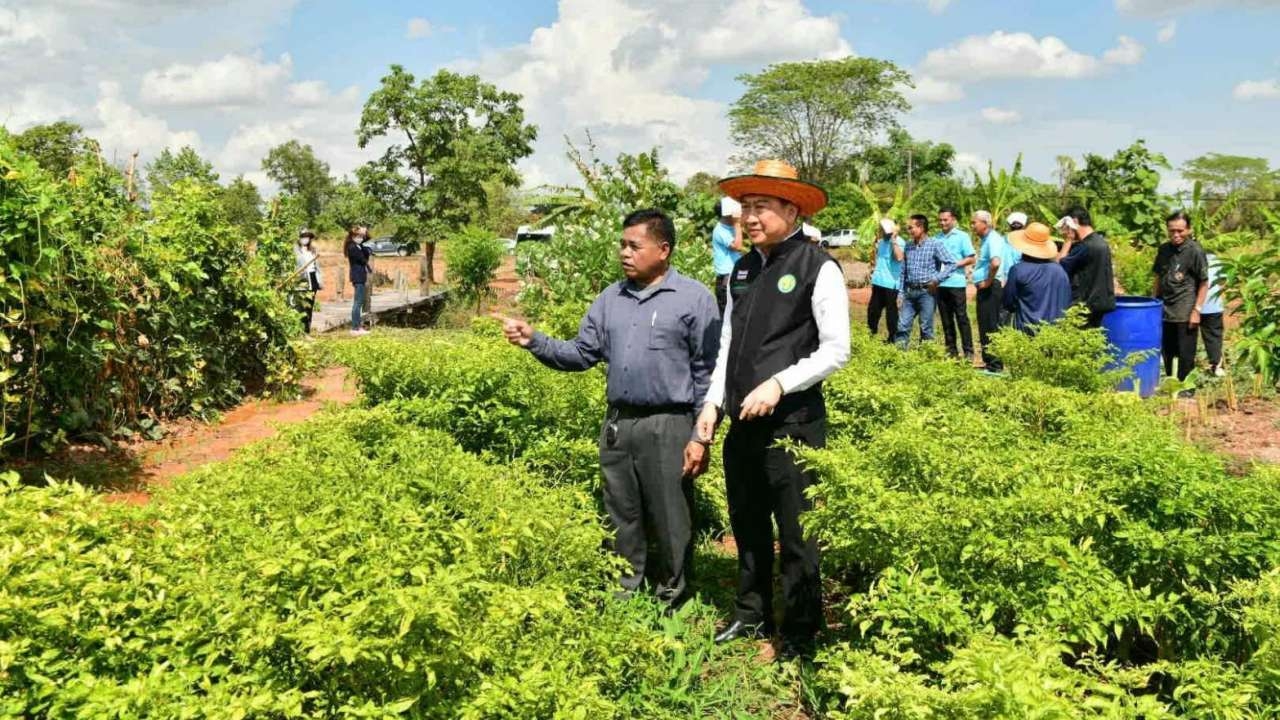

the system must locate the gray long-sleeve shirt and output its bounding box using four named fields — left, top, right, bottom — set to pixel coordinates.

left=527, top=268, right=721, bottom=408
